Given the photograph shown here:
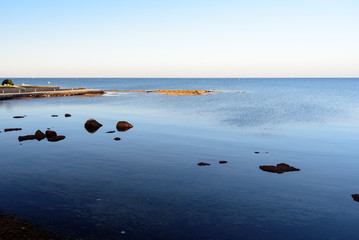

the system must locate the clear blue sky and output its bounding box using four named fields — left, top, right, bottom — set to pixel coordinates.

left=1, top=0, right=358, bottom=77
